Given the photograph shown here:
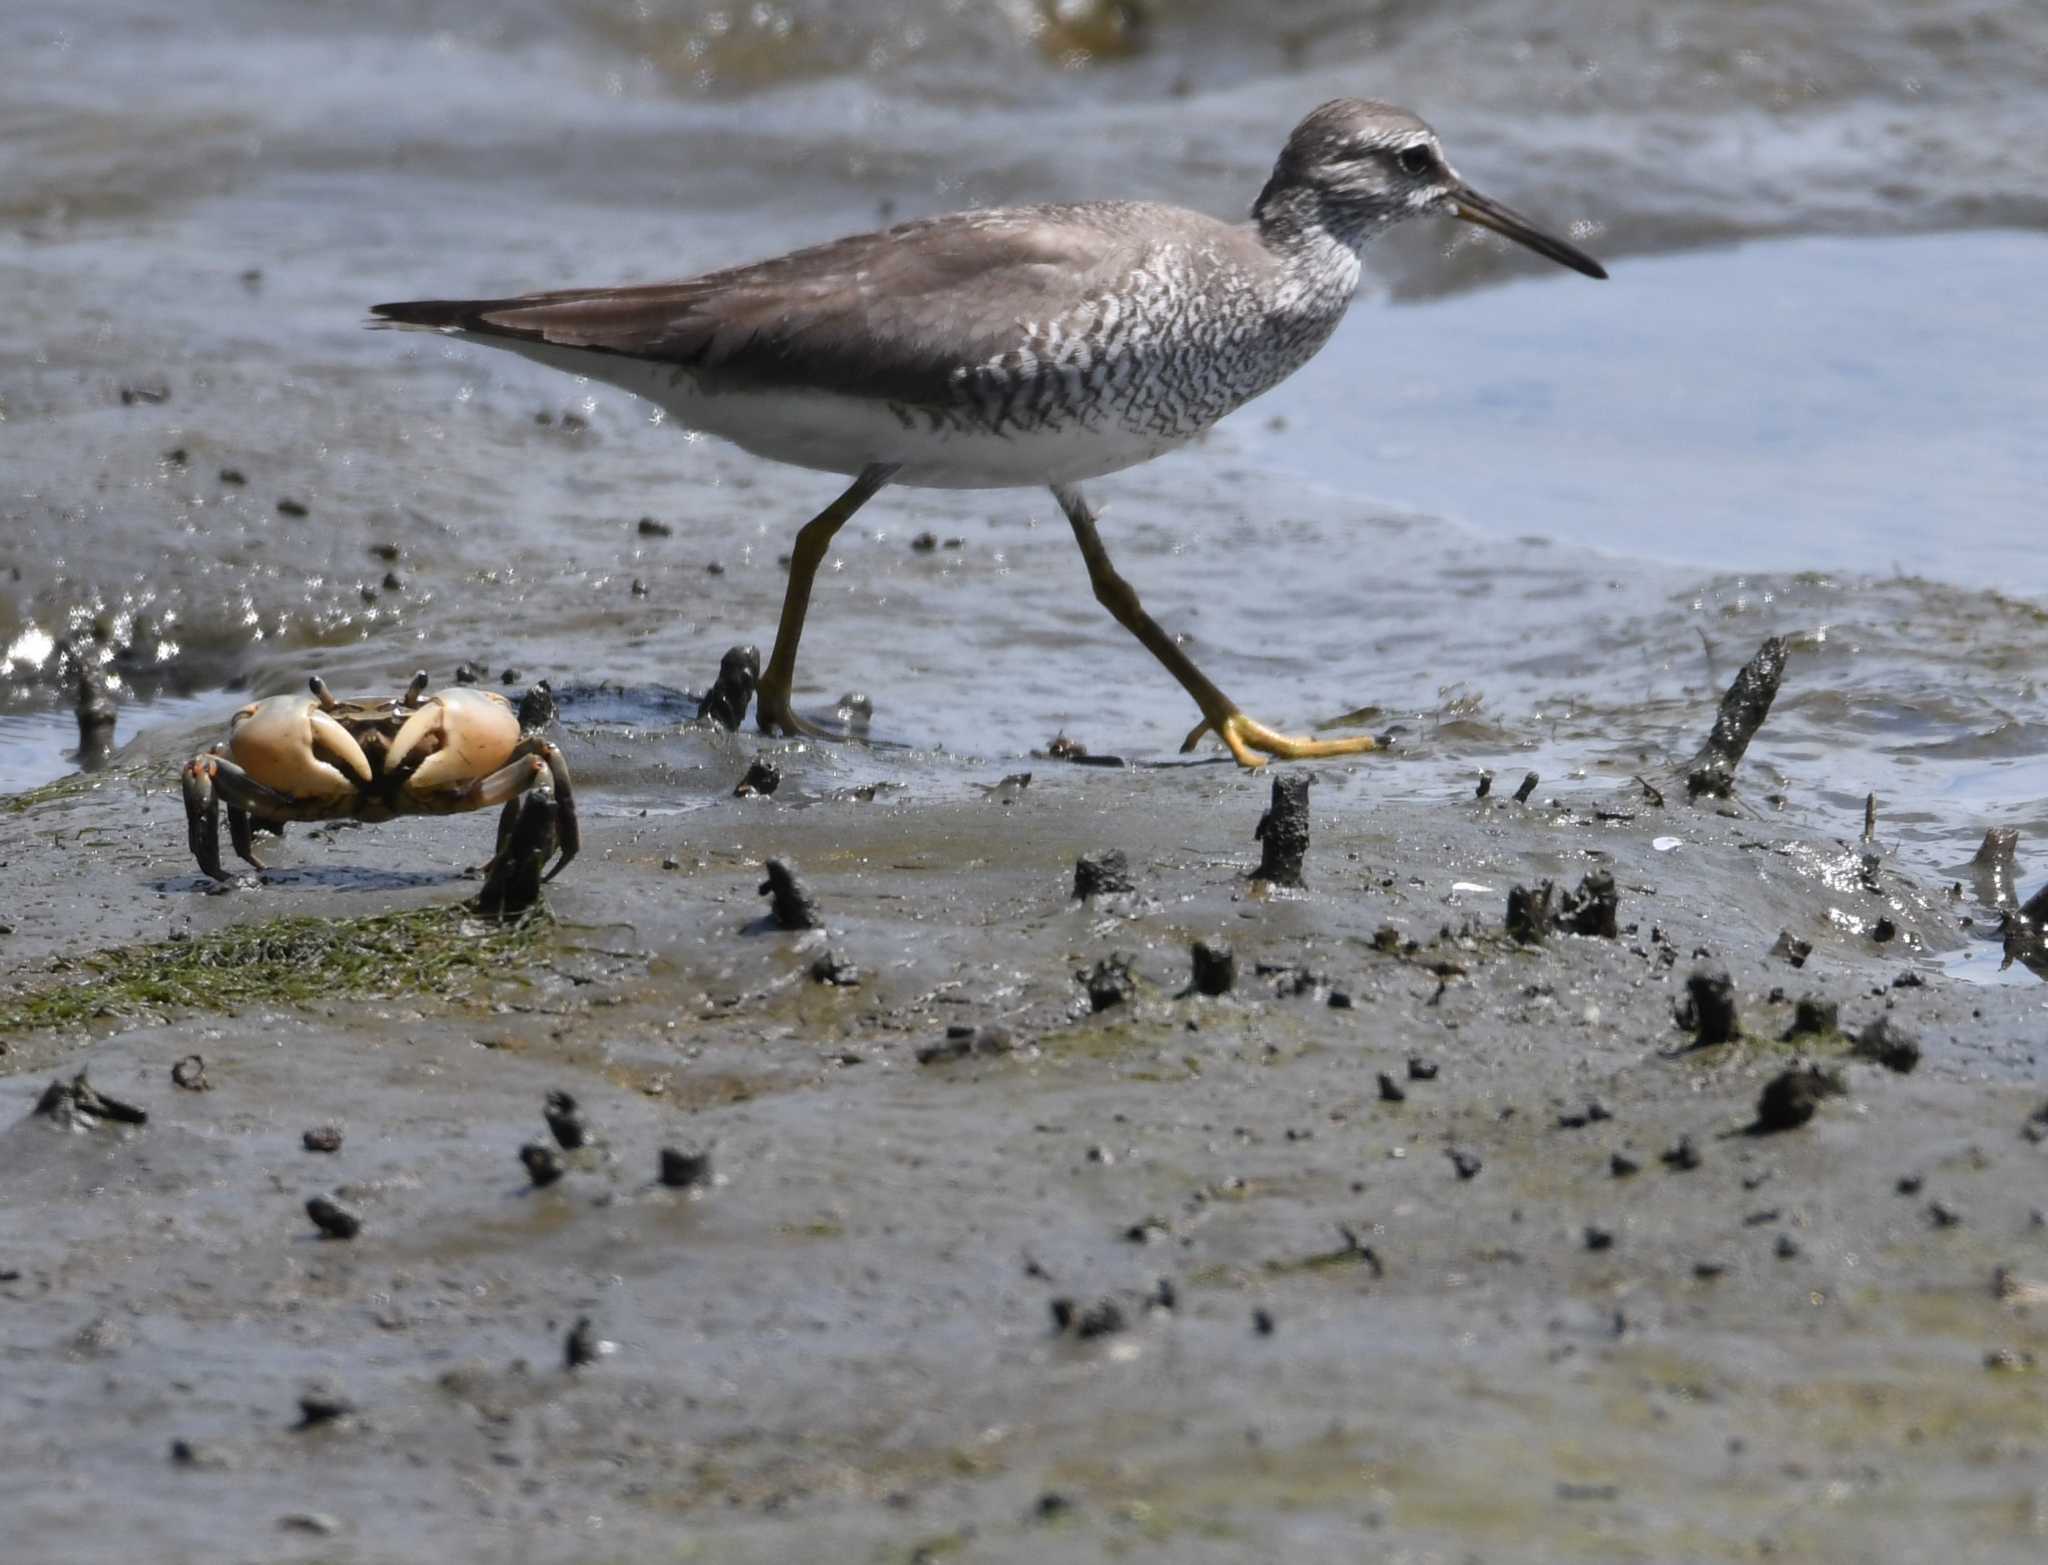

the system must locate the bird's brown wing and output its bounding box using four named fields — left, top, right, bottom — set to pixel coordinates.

left=372, top=204, right=1199, bottom=405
